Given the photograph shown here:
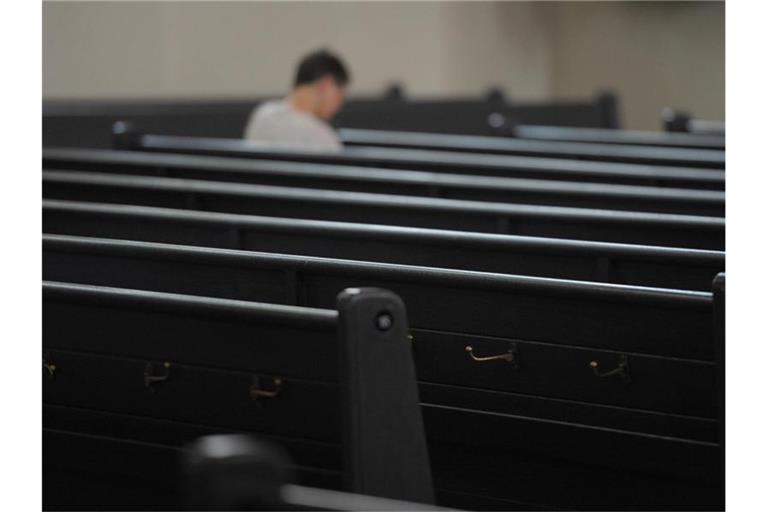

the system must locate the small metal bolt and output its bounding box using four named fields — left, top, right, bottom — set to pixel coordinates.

left=488, top=112, right=507, bottom=129
left=375, top=312, right=393, bottom=331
